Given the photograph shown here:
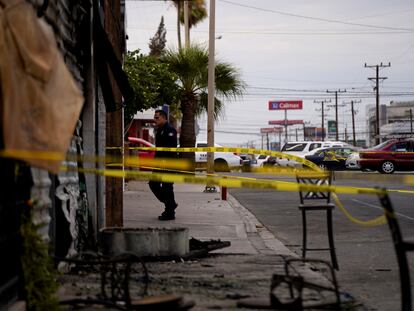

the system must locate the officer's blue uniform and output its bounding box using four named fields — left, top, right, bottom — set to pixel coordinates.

left=149, top=122, right=178, bottom=220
